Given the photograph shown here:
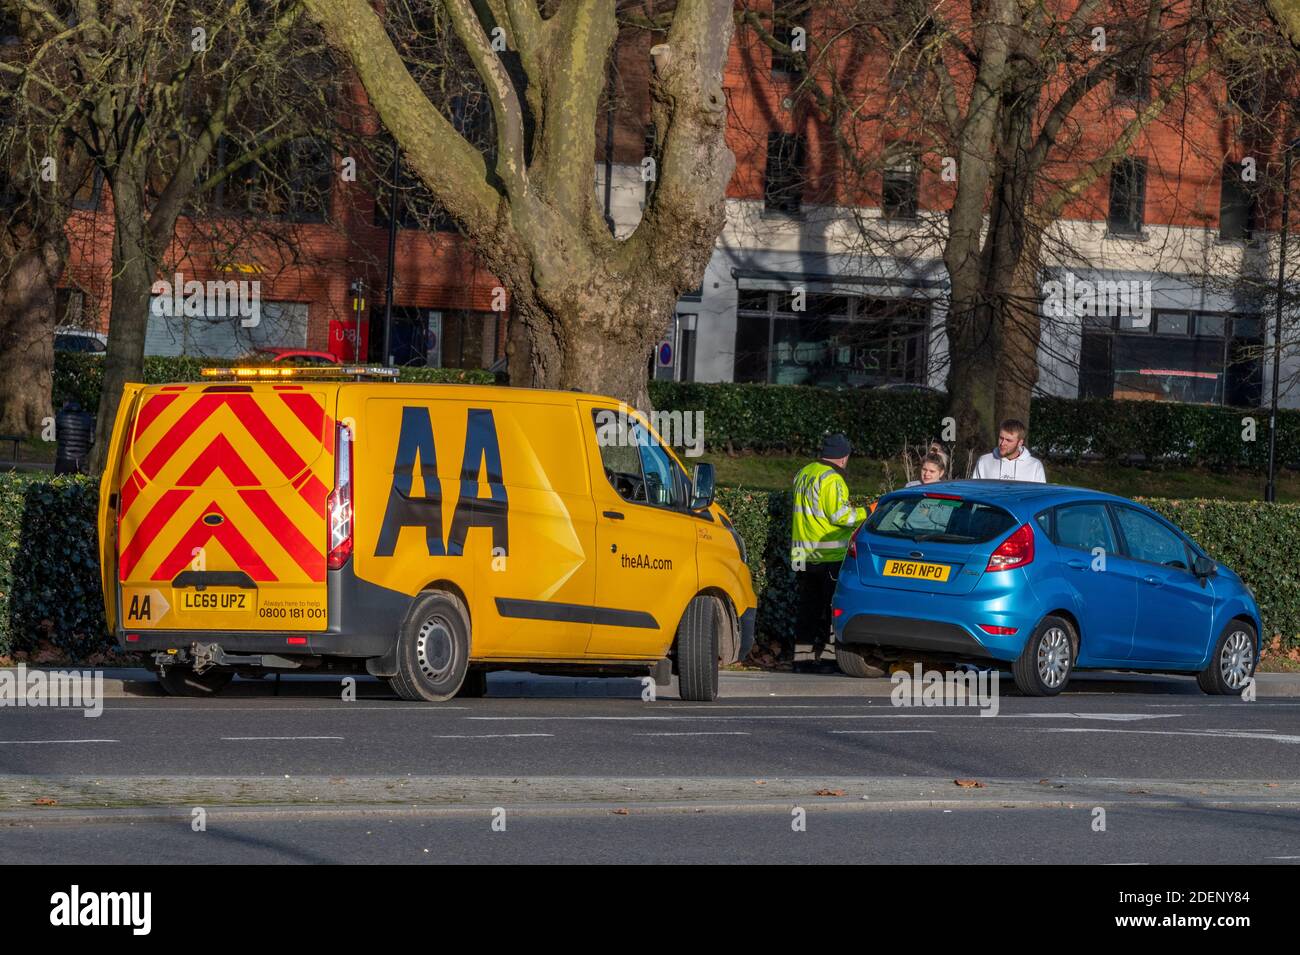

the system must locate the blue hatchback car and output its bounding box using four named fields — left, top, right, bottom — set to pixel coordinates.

left=830, top=481, right=1261, bottom=696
